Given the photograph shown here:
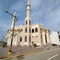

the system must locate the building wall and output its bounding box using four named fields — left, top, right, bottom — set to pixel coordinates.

left=6, top=23, right=51, bottom=46
left=6, top=24, right=50, bottom=46
left=50, top=32, right=60, bottom=45
left=31, top=24, right=41, bottom=46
